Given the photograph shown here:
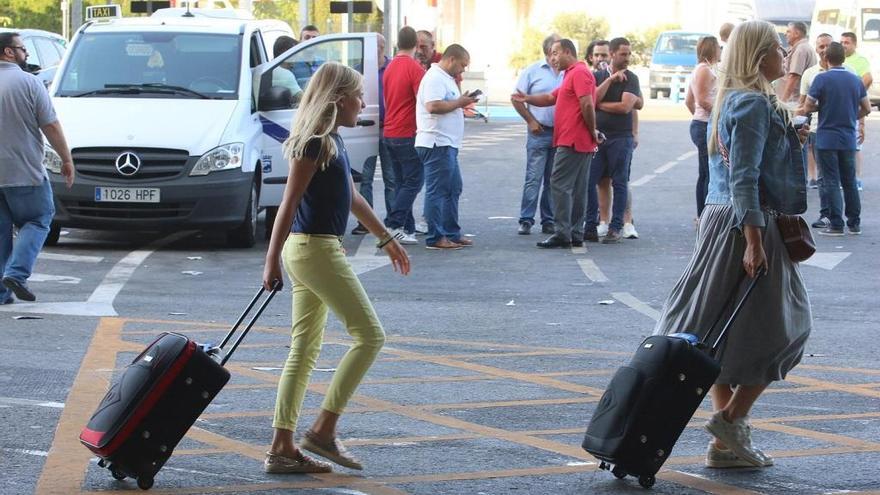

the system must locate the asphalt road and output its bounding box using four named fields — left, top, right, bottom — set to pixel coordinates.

left=1, top=106, right=879, bottom=495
